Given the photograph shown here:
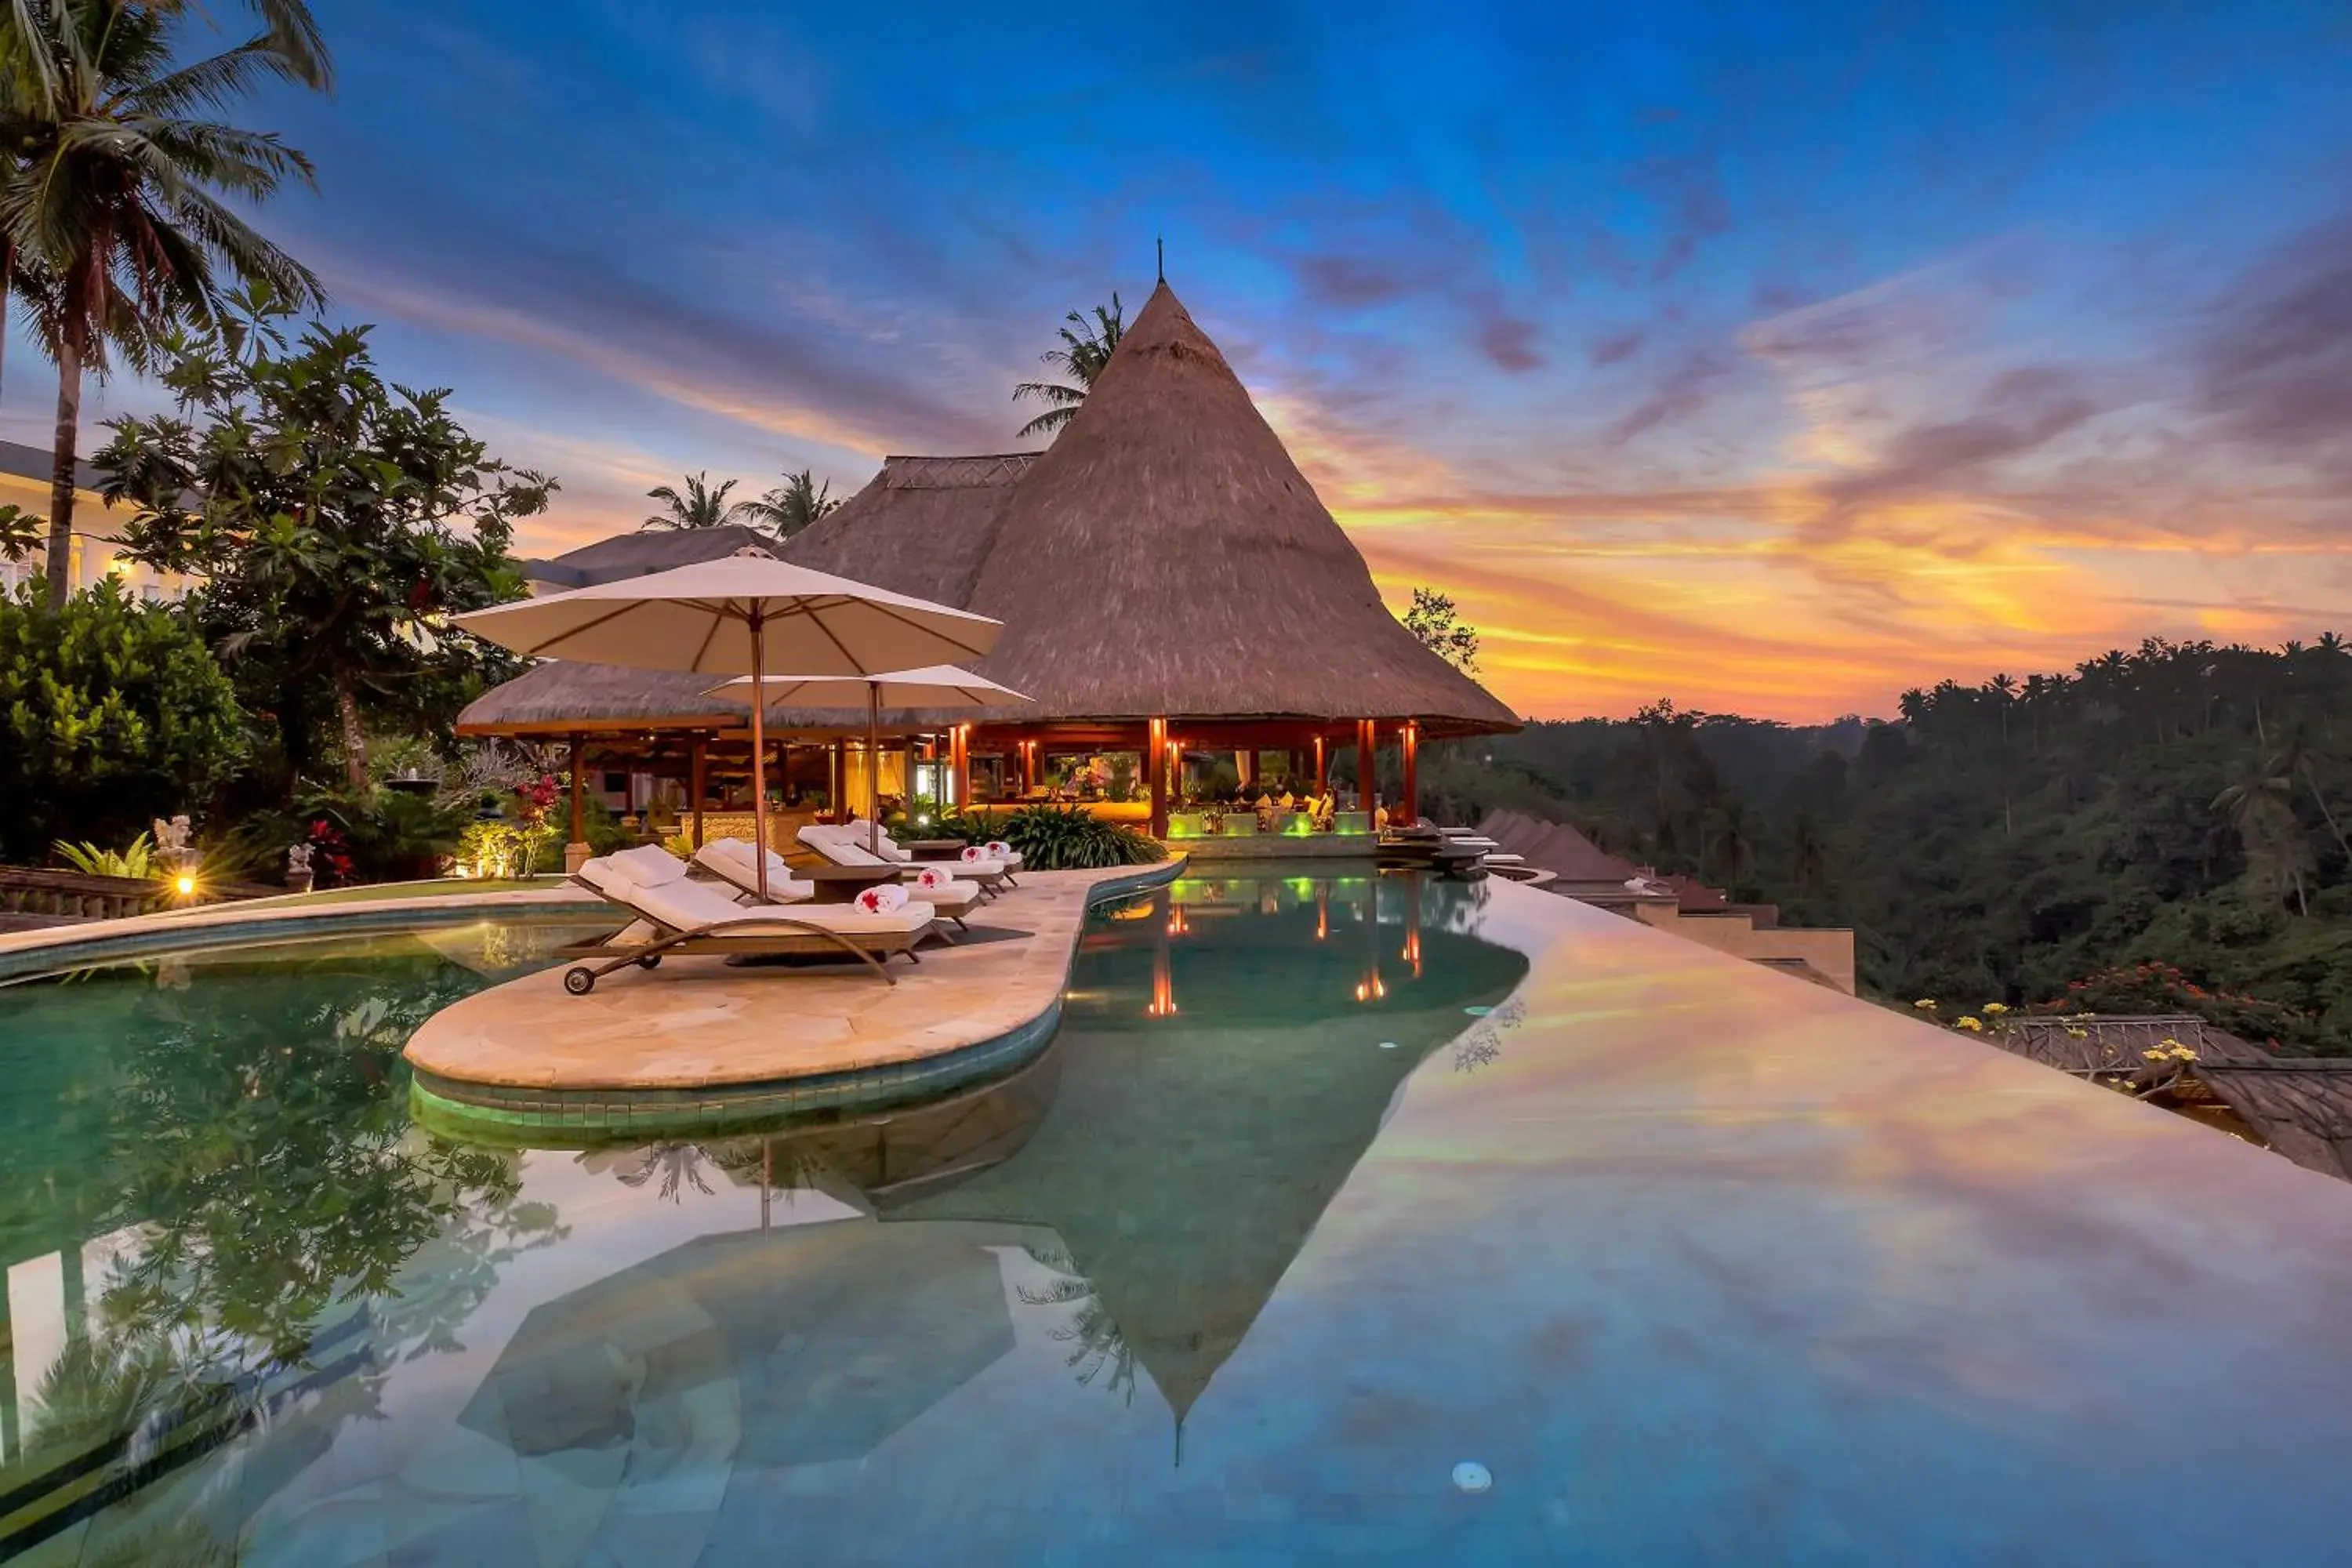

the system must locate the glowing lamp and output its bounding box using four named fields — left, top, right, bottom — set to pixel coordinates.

left=173, top=875, right=196, bottom=896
